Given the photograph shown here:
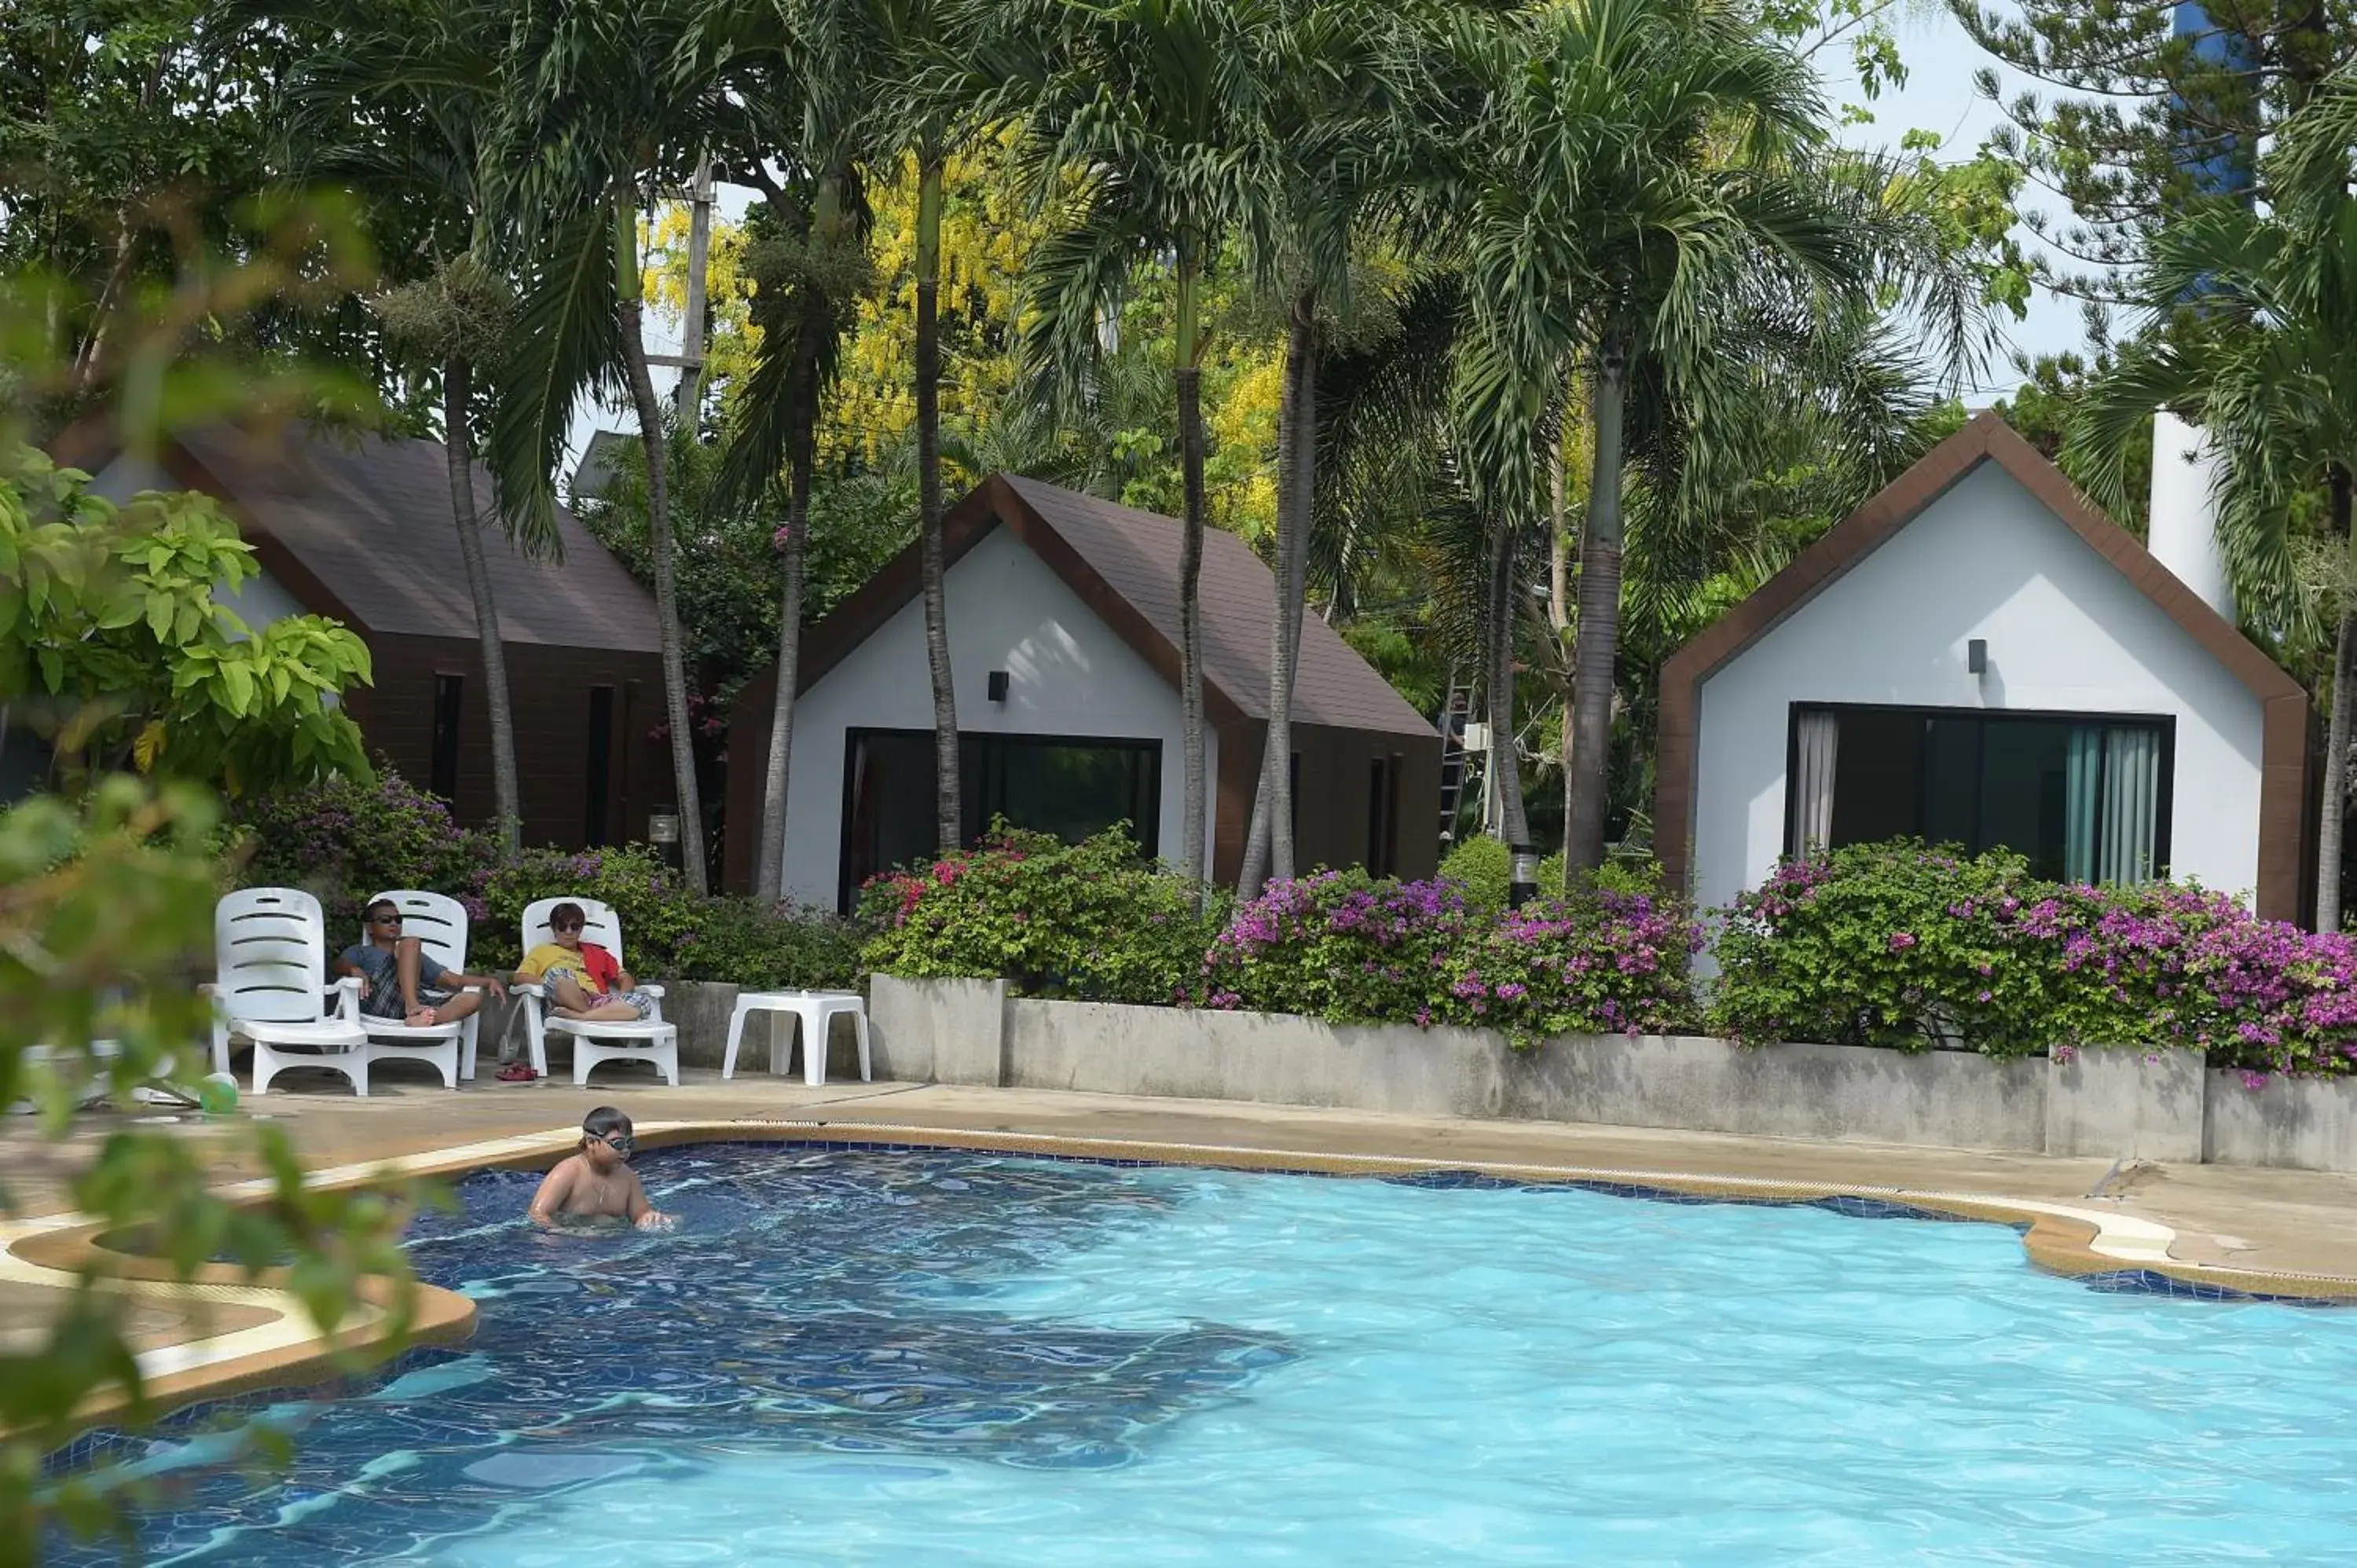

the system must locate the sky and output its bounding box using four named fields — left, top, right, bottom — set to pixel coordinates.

left=567, top=4, right=2101, bottom=468
left=1822, top=2, right=2104, bottom=401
